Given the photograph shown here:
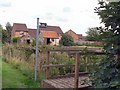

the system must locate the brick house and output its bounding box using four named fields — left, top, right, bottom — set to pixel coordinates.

left=77, top=34, right=86, bottom=41
left=12, top=23, right=28, bottom=38
left=11, top=23, right=32, bottom=43
left=39, top=26, right=63, bottom=45
left=65, top=29, right=79, bottom=43
left=65, top=30, right=103, bottom=45
left=11, top=23, right=63, bottom=45
left=39, top=31, right=60, bottom=45
left=40, top=26, right=63, bottom=37
left=65, top=29, right=86, bottom=43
